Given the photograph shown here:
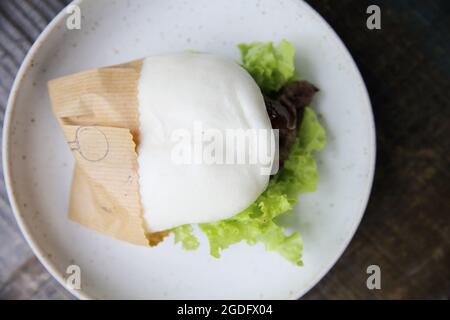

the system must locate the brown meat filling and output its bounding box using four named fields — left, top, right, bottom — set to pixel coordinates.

left=264, top=80, right=318, bottom=164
